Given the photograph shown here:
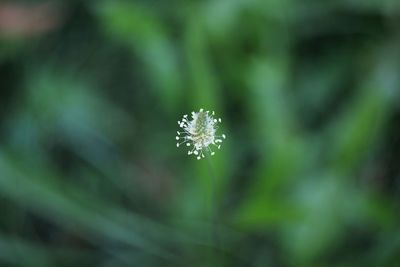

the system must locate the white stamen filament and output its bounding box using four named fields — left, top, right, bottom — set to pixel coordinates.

left=176, top=108, right=226, bottom=159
